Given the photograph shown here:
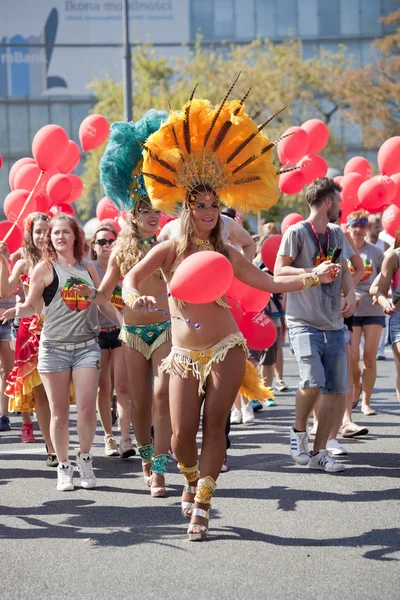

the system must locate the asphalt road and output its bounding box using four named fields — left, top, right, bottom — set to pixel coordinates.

left=1, top=347, right=399, bottom=600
